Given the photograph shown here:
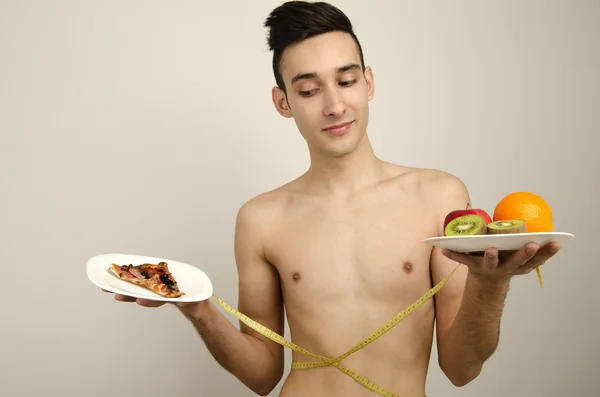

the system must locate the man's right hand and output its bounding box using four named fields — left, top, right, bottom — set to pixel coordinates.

left=101, top=288, right=167, bottom=307
left=101, top=288, right=210, bottom=321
